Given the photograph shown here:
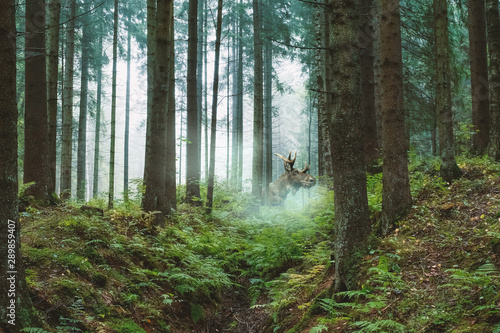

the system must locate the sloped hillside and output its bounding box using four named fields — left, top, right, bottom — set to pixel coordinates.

left=19, top=156, right=500, bottom=333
